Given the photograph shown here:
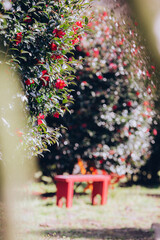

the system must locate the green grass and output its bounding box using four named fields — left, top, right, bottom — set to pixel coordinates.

left=4, top=182, right=160, bottom=239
